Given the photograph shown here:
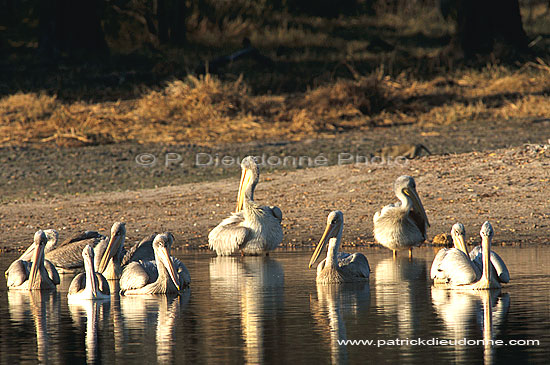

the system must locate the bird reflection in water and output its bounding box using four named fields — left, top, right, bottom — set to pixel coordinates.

left=431, top=288, right=510, bottom=365
left=119, top=292, right=189, bottom=364
left=209, top=256, right=284, bottom=364
left=310, top=283, right=371, bottom=364
left=373, top=256, right=428, bottom=345
left=7, top=290, right=61, bottom=364
left=68, top=298, right=110, bottom=364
